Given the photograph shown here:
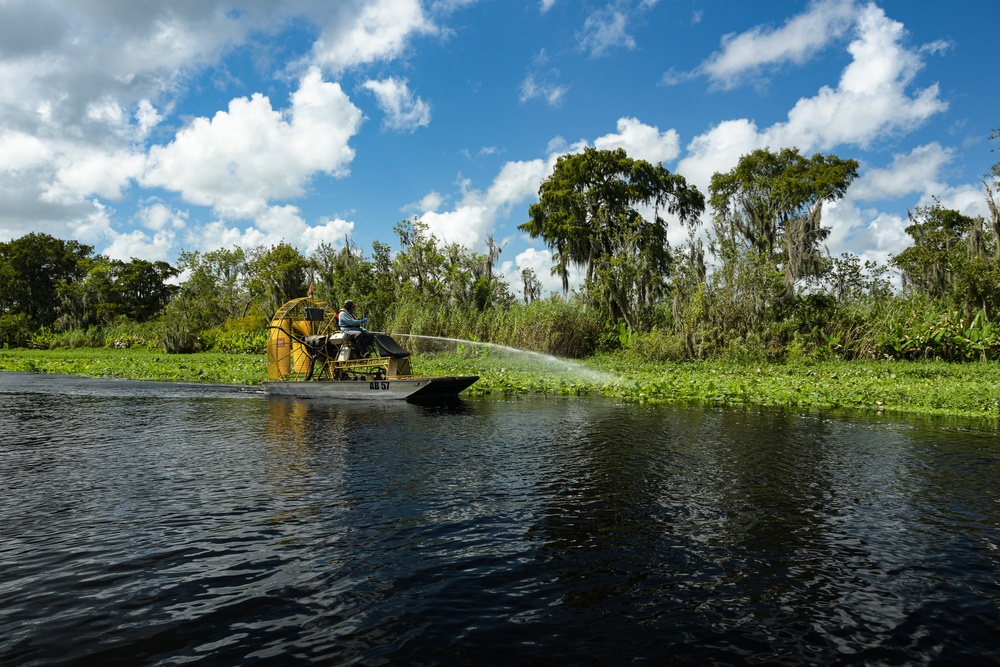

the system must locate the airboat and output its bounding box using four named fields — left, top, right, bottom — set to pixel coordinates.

left=263, top=297, right=478, bottom=400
